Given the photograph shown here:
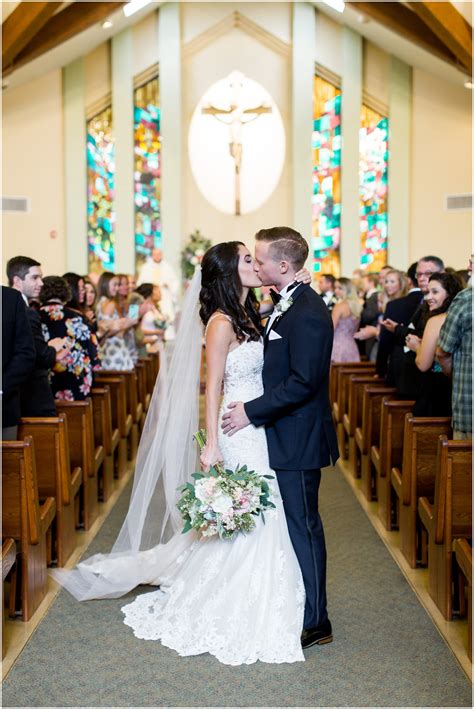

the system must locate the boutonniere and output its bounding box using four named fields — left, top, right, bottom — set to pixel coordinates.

left=274, top=297, right=293, bottom=316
